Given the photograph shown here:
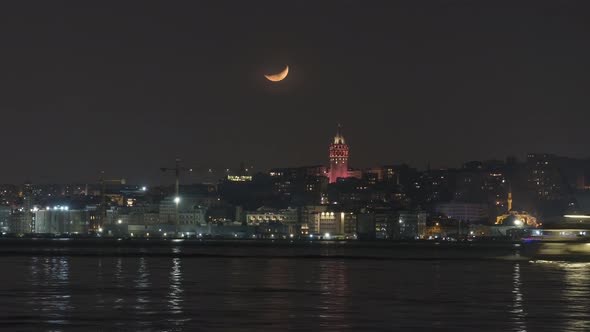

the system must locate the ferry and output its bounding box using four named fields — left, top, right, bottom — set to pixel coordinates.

left=525, top=217, right=590, bottom=261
